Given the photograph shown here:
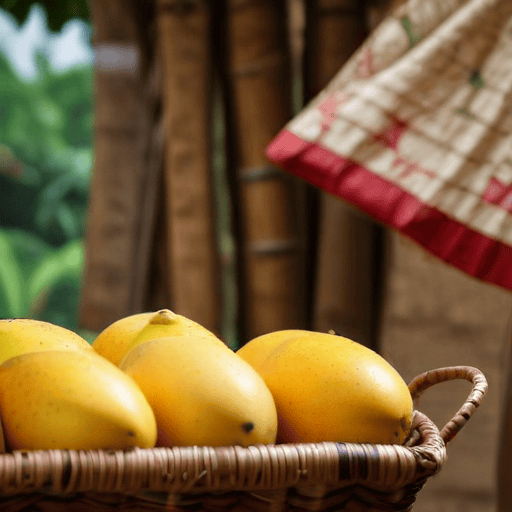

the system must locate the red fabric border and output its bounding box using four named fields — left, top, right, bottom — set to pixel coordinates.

left=266, top=130, right=512, bottom=291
